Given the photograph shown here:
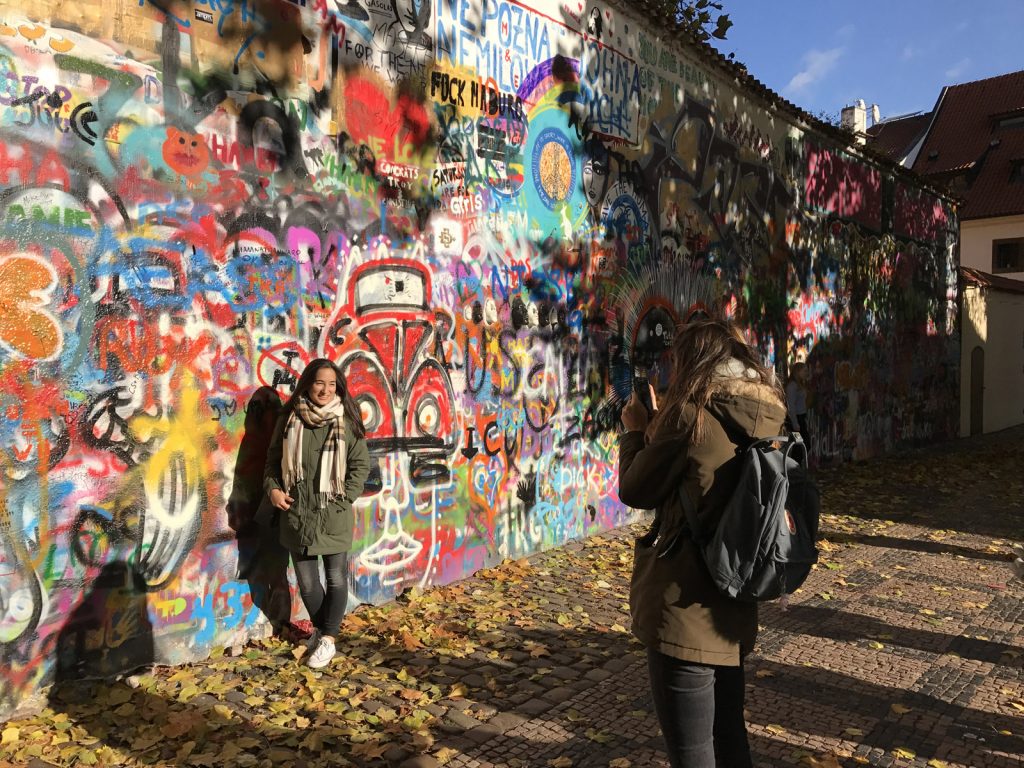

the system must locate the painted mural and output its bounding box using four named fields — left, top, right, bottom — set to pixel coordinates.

left=0, top=0, right=957, bottom=716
